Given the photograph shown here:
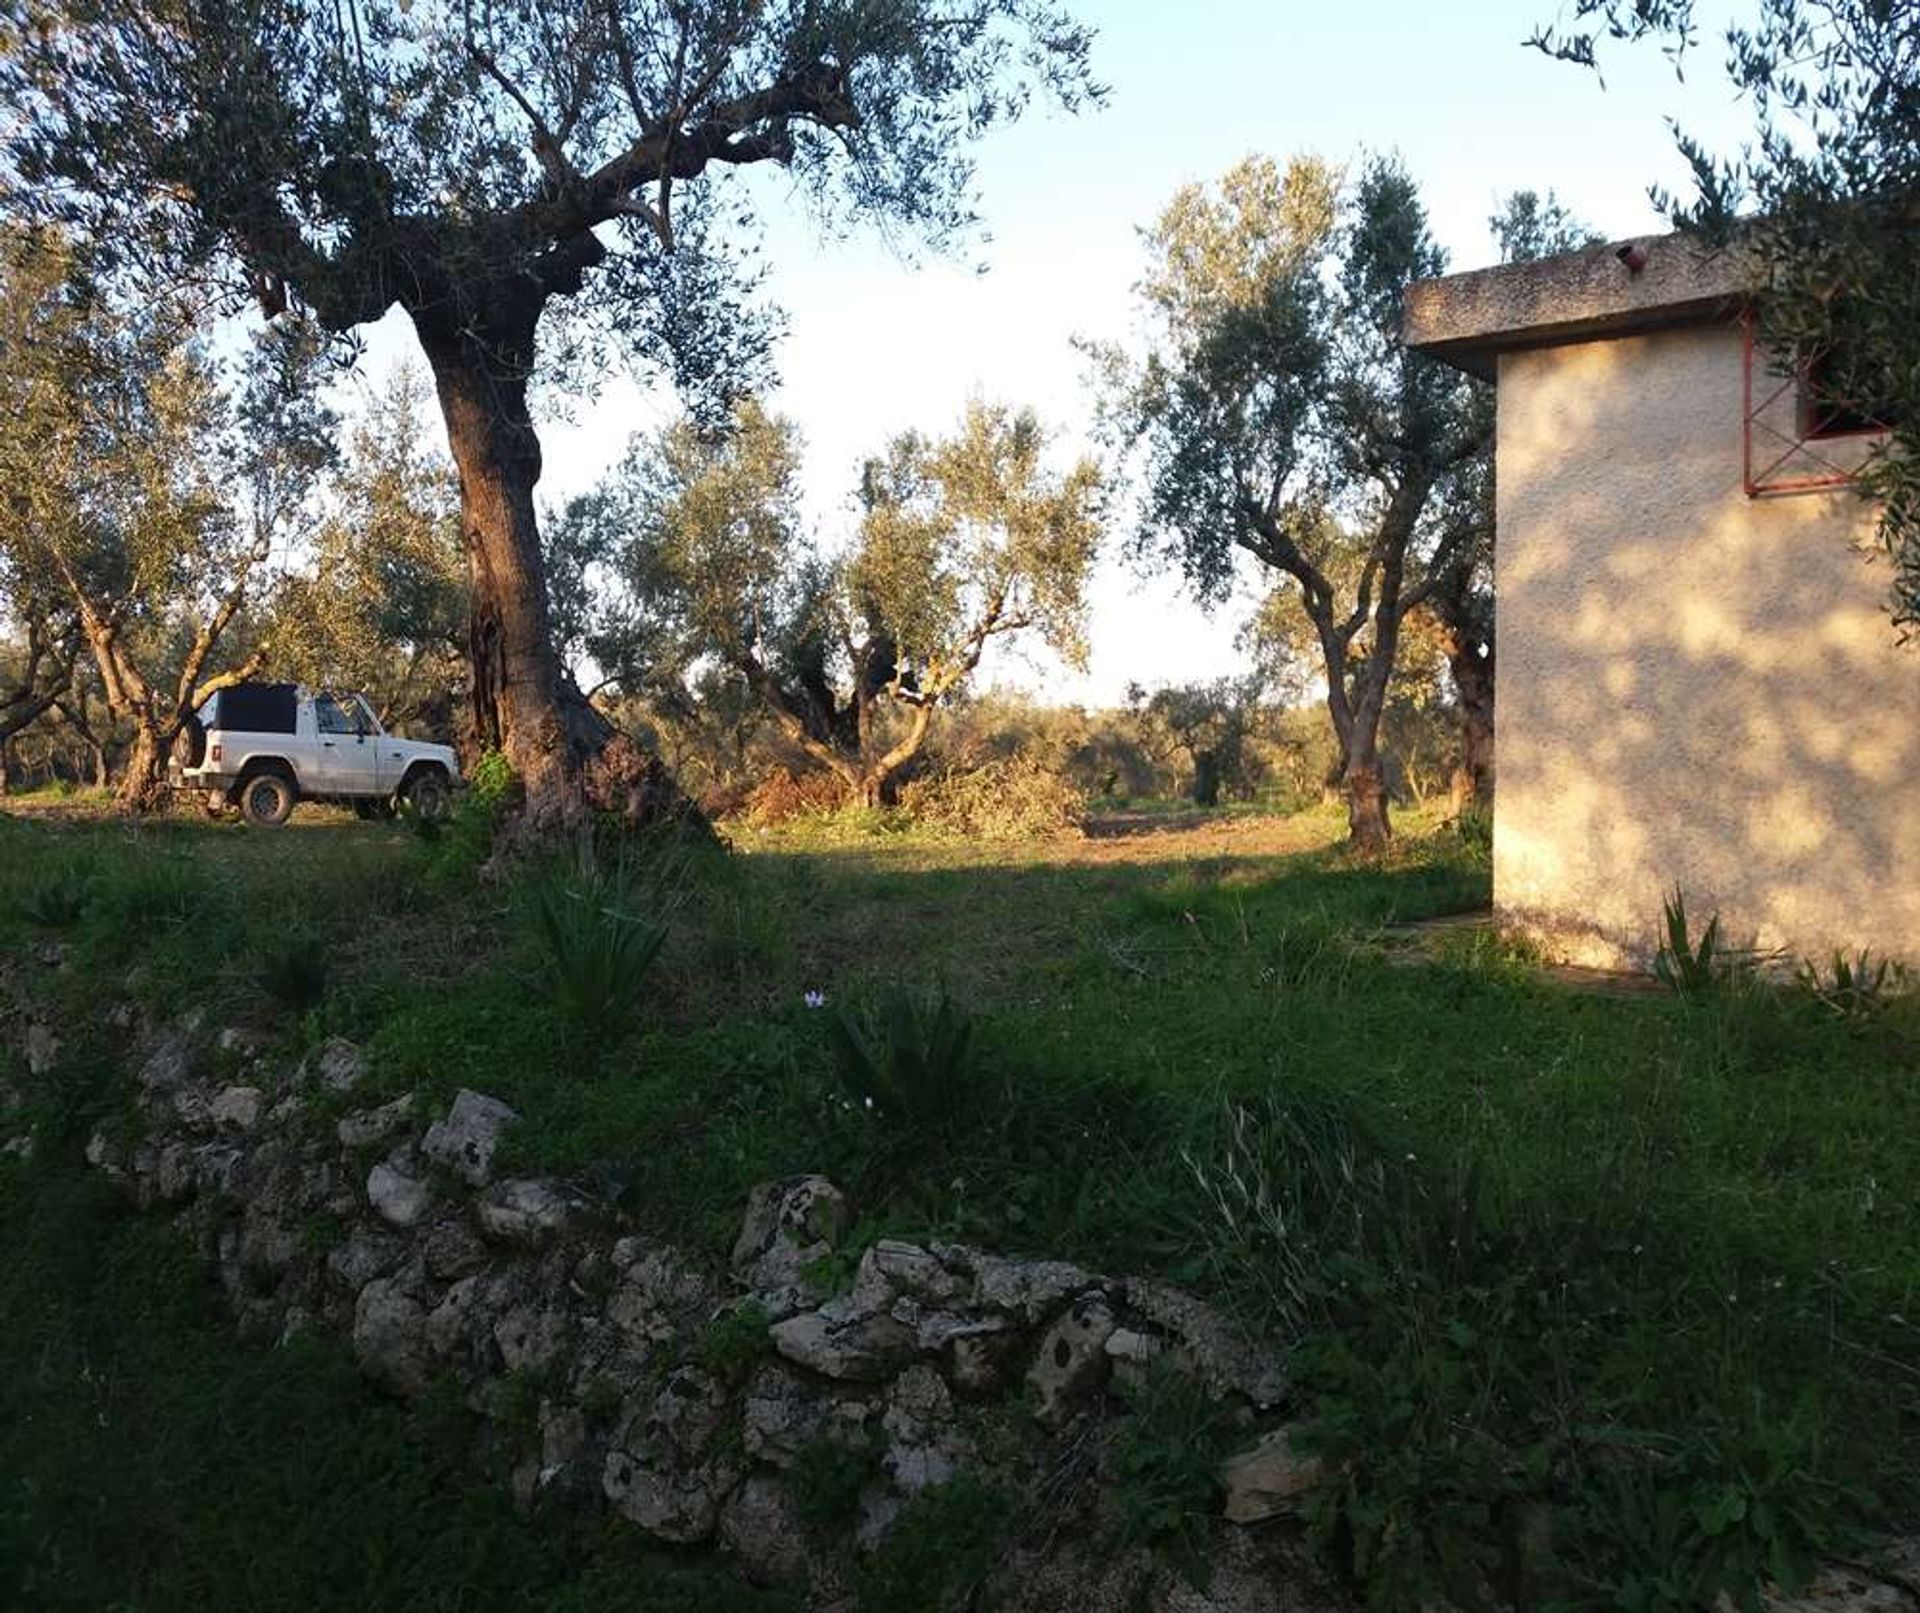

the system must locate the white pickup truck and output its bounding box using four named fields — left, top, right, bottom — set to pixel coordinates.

left=171, top=682, right=460, bottom=827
